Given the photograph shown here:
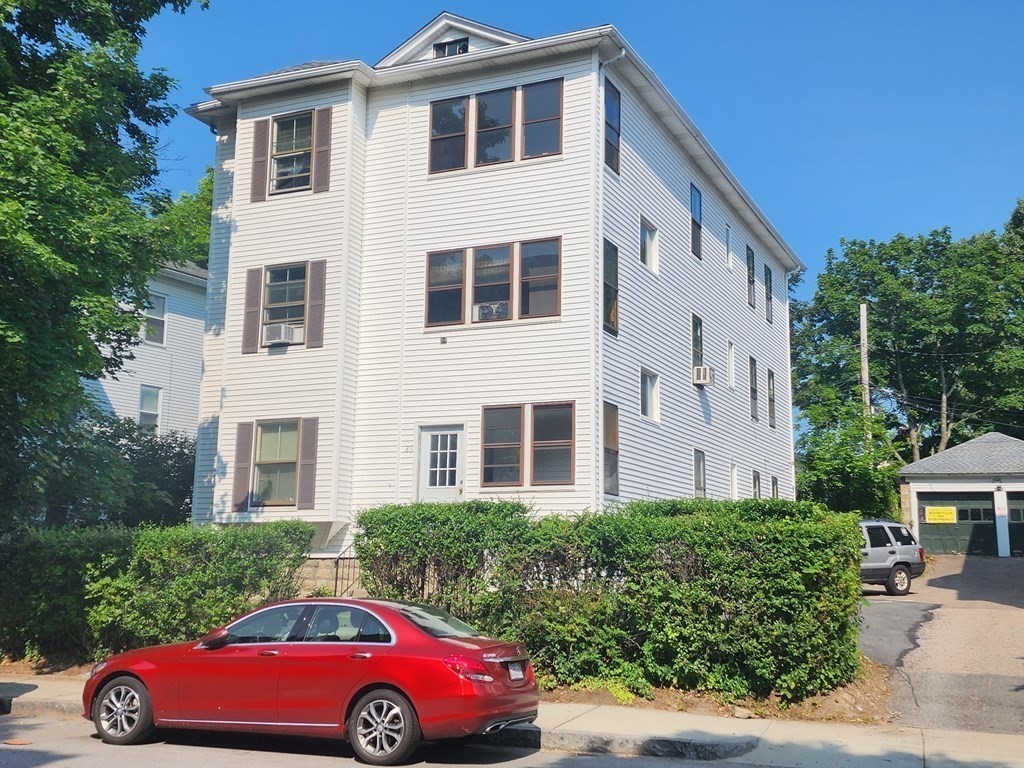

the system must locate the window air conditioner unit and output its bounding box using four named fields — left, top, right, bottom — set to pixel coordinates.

left=692, top=365, right=714, bottom=386
left=264, top=323, right=304, bottom=345
left=472, top=300, right=510, bottom=322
